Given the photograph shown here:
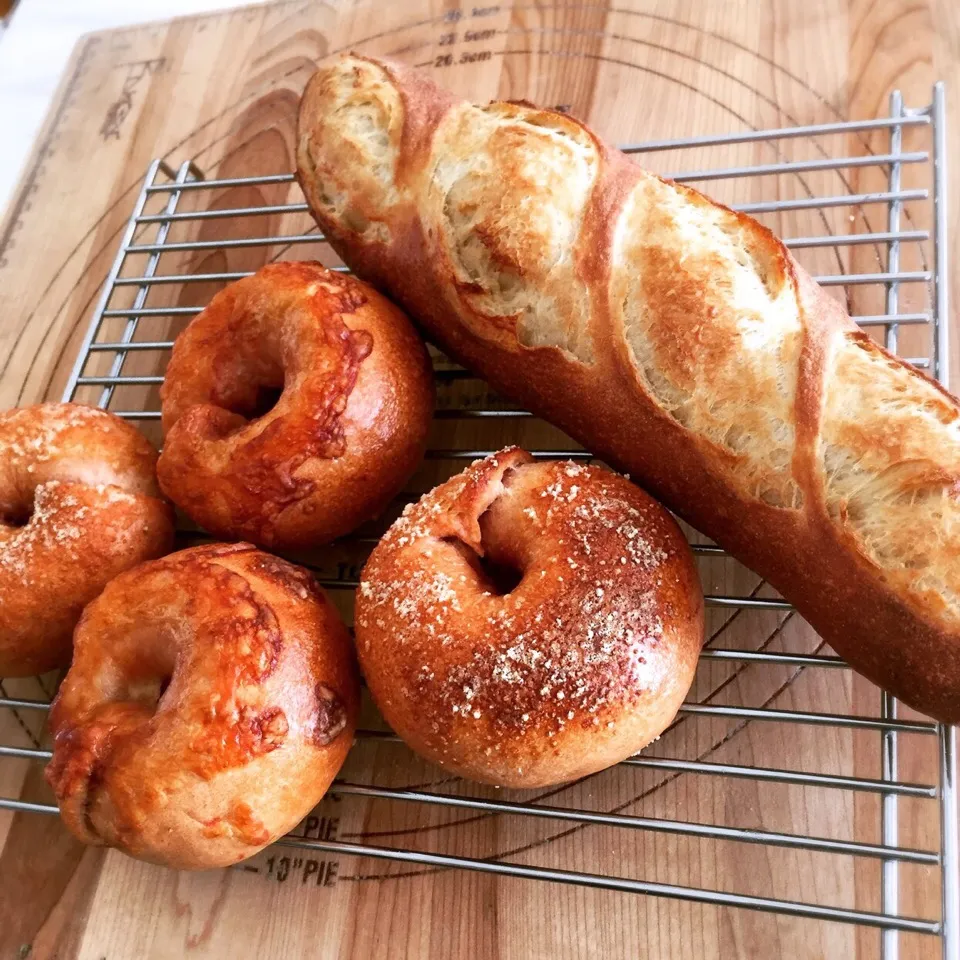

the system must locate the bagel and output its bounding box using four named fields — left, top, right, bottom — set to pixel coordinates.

left=158, top=261, right=434, bottom=550
left=45, top=542, right=359, bottom=869
left=0, top=402, right=174, bottom=677
left=355, top=447, right=704, bottom=788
